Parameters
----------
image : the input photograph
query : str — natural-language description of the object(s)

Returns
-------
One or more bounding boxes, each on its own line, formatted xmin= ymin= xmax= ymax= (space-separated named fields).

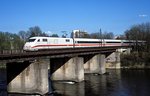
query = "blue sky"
xmin=0 ymin=0 xmax=150 ymax=36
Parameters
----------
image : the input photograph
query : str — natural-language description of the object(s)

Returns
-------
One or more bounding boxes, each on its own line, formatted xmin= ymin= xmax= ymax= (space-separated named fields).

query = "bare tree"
xmin=90 ymin=32 xmax=114 ymax=39
xmin=124 ymin=22 xmax=150 ymax=52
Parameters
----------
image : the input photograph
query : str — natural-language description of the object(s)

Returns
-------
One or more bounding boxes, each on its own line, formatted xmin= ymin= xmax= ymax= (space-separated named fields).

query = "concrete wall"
xmin=99 ymin=54 xmax=106 ymax=74
xmin=84 ymin=54 xmax=106 ymax=74
xmin=7 ymin=59 xmax=49 ymax=95
xmin=106 ymin=48 xmax=131 ymax=69
xmin=50 ymin=57 xmax=84 ymax=82
xmin=105 ymin=51 xmax=121 ymax=69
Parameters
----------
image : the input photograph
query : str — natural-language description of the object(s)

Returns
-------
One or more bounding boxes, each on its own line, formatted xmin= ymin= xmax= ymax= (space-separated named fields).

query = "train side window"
xmin=43 ymin=39 xmax=47 ymax=42
xmin=28 ymin=39 xmax=36 ymax=42
xmin=66 ymin=39 xmax=70 ymax=42
xmin=37 ymin=39 xmax=40 ymax=42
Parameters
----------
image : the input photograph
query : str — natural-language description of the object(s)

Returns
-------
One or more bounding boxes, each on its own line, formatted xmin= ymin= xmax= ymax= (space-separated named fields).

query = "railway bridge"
xmin=0 ymin=46 xmax=131 ymax=95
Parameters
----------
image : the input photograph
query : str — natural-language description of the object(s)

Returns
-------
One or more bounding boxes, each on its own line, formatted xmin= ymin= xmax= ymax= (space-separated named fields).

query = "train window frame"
xmin=28 ymin=39 xmax=36 ymax=42
xmin=43 ymin=39 xmax=48 ymax=42
xmin=77 ymin=41 xmax=102 ymax=43
xmin=75 ymin=41 xmax=78 ymax=43
xmin=37 ymin=39 xmax=40 ymax=42
xmin=66 ymin=39 xmax=70 ymax=42
xmin=105 ymin=41 xmax=121 ymax=43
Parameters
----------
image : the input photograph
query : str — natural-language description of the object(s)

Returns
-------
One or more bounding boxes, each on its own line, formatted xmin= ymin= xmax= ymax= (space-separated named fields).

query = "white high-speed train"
xmin=23 ymin=36 xmax=131 ymax=51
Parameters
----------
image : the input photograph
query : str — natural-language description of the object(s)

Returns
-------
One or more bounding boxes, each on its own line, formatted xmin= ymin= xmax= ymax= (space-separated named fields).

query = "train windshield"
xmin=28 ymin=39 xmax=36 ymax=42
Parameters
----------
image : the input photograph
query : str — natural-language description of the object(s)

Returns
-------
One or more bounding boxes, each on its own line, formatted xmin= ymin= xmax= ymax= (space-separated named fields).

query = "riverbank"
xmin=121 ymin=52 xmax=150 ymax=69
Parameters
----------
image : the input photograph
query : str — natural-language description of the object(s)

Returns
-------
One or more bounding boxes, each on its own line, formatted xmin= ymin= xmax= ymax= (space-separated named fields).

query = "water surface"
xmin=53 ymin=69 xmax=150 ymax=96
xmin=0 ymin=69 xmax=7 ymax=96
xmin=1 ymin=69 xmax=150 ymax=96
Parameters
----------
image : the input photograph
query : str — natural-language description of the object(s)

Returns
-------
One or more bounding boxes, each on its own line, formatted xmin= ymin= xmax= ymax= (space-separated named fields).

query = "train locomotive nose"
xmin=23 ymin=43 xmax=32 ymax=51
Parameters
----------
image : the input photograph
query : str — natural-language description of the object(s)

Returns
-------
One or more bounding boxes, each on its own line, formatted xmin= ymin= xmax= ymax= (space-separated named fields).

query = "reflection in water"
xmin=84 ymin=70 xmax=122 ymax=96
xmin=120 ymin=70 xmax=150 ymax=96
xmin=53 ymin=70 xmax=150 ymax=96
xmin=53 ymin=81 xmax=85 ymax=96
xmin=1 ymin=69 xmax=150 ymax=96
xmin=0 ymin=69 xmax=7 ymax=96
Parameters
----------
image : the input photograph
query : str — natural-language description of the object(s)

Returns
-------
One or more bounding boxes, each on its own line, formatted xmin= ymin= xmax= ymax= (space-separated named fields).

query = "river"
xmin=0 ymin=69 xmax=150 ymax=96
xmin=52 ymin=69 xmax=150 ymax=96
xmin=0 ymin=69 xmax=7 ymax=96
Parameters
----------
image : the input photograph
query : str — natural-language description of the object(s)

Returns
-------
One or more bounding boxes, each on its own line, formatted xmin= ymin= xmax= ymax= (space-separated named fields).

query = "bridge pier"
xmin=125 ymin=48 xmax=131 ymax=54
xmin=50 ymin=57 xmax=84 ymax=82
xmin=106 ymin=51 xmax=121 ymax=69
xmin=83 ymin=54 xmax=106 ymax=74
xmin=7 ymin=59 xmax=49 ymax=95
xmin=106 ymin=48 xmax=131 ymax=69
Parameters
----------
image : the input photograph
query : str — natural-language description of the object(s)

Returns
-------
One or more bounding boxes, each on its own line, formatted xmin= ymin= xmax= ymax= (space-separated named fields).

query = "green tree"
xmin=42 ymin=32 xmax=49 ymax=37
xmin=0 ymin=26 xmax=50 ymax=50
xmin=11 ymin=34 xmax=24 ymax=49
xmin=0 ymin=31 xmax=24 ymax=50
xmin=0 ymin=32 xmax=11 ymax=50
xmin=50 ymin=34 xmax=59 ymax=37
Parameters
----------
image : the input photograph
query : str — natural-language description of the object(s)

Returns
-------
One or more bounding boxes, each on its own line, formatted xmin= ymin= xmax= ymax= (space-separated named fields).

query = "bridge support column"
xmin=126 ymin=48 xmax=131 ymax=54
xmin=50 ymin=57 xmax=84 ymax=82
xmin=84 ymin=54 xmax=106 ymax=74
xmin=7 ymin=59 xmax=49 ymax=95
xmin=106 ymin=51 xmax=121 ymax=69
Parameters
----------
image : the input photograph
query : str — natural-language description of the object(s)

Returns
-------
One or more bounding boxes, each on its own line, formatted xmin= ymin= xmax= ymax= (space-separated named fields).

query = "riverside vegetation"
xmin=120 ymin=22 xmax=150 ymax=69
xmin=0 ymin=22 xmax=150 ymax=69
xmin=121 ymin=52 xmax=150 ymax=69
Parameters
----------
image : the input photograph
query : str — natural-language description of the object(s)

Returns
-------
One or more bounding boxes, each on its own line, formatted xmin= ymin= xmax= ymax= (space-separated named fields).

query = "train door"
xmin=35 ymin=39 xmax=41 ymax=50
xmin=54 ymin=39 xmax=58 ymax=44
xmin=65 ymin=39 xmax=72 ymax=48
xmin=102 ymin=40 xmax=105 ymax=47
xmin=53 ymin=39 xmax=58 ymax=48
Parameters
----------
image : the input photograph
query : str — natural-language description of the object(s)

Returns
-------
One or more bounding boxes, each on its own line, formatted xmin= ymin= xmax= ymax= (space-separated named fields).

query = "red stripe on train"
xmin=31 ymin=43 xmax=124 ymax=48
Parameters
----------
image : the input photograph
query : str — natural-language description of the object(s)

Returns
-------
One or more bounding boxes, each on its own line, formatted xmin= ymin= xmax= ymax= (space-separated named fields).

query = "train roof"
xmin=29 ymin=36 xmax=71 ymax=39
xmin=29 ymin=36 xmax=131 ymax=42
xmin=74 ymin=38 xmax=123 ymax=42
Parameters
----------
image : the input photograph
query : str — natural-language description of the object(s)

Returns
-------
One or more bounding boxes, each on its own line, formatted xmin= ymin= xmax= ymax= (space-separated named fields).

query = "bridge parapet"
xmin=0 ymin=46 xmax=129 ymax=61
xmin=0 ymin=50 xmax=24 ymax=54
